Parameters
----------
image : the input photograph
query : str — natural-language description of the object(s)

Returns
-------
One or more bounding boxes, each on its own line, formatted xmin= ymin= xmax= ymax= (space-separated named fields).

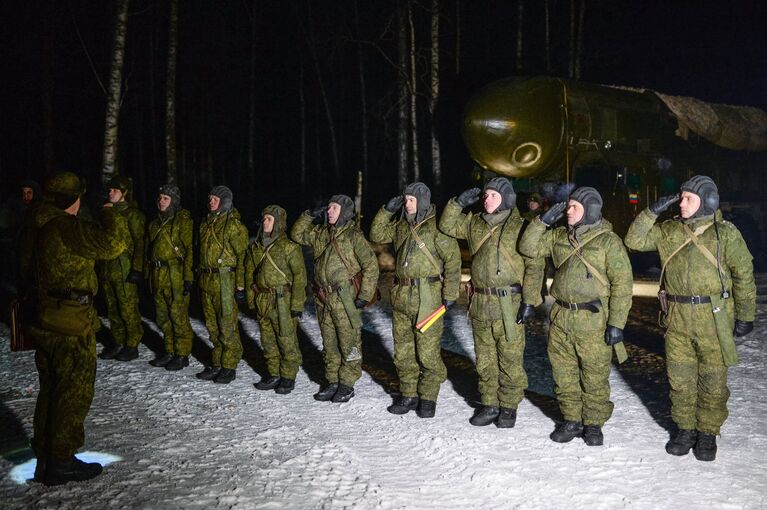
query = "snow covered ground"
xmin=1 ymin=297 xmax=766 ymax=509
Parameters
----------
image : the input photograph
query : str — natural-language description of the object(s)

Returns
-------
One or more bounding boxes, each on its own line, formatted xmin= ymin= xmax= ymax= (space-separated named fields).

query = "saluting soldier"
xmin=439 ymin=178 xmax=545 ymax=428
xmin=291 ymin=194 xmax=379 ymax=403
xmin=98 ymin=175 xmax=146 ymax=362
xmin=625 ymin=175 xmax=755 ymax=461
xmin=246 ymin=205 xmax=307 ymax=395
xmin=520 ymin=187 xmax=632 ymax=446
xmin=146 ymin=184 xmax=195 ymax=371
xmin=196 ymin=185 xmax=249 ymax=384
xmin=370 ymin=182 xmax=460 ymax=418
xmin=28 ymin=171 xmax=128 ymax=484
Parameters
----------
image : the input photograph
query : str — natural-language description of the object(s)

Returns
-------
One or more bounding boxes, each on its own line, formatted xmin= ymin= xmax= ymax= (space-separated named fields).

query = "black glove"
xmin=309 ymin=206 xmax=327 ymax=224
xmin=442 ymin=299 xmax=455 ymax=309
xmin=354 ymin=298 xmax=368 ymax=309
xmin=235 ymin=289 xmax=247 ymax=304
xmin=515 ymin=303 xmax=535 ymax=324
xmin=734 ymin=320 xmax=753 ymax=337
xmin=125 ymin=270 xmax=143 ymax=285
xmin=183 ymin=280 xmax=194 ymax=296
xmin=291 ymin=310 xmax=303 ymax=319
xmin=540 ymin=202 xmax=567 ymax=226
xmin=604 ymin=325 xmax=624 ymax=346
xmin=385 ymin=196 xmax=404 ymax=213
xmin=455 ymin=187 xmax=482 ymax=208
xmin=649 ymin=194 xmax=679 ymax=215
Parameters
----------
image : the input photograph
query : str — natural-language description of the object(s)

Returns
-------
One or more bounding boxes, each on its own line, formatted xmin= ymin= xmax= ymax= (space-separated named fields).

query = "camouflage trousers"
xmin=102 ymin=277 xmax=143 ymax=348
xmin=392 ymin=310 xmax=446 ymax=401
xmin=259 ymin=313 xmax=302 ymax=380
xmin=317 ymin=293 xmax=362 ymax=387
xmin=154 ymin=284 xmax=193 ymax=357
xmin=471 ymin=317 xmax=527 ymax=409
xmin=30 ymin=325 xmax=97 ymax=460
xmin=548 ymin=306 xmax=614 ymax=426
xmin=201 ymin=286 xmax=243 ymax=370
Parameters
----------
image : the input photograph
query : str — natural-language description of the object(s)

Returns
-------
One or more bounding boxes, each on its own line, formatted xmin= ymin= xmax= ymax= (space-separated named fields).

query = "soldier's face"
xmin=528 ymin=200 xmax=540 ymax=211
xmin=404 ymin=195 xmax=417 ymax=215
xmin=327 ymin=202 xmax=342 ymax=225
xmin=208 ymin=195 xmax=221 ymax=212
xmin=567 ymin=200 xmax=584 ymax=225
xmin=262 ymin=214 xmax=275 ymax=234
xmin=680 ymin=191 xmax=701 ymax=219
xmin=22 ymin=187 xmax=34 ymax=205
xmin=108 ymin=188 xmax=124 ymax=203
xmin=483 ymin=189 xmax=502 ymax=213
xmin=158 ymin=194 xmax=172 ymax=212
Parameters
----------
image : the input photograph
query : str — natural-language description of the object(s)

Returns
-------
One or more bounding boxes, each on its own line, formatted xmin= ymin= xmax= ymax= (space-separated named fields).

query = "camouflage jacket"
xmin=198 ymin=208 xmax=248 ymax=289
xmin=625 ymin=208 xmax=755 ymax=322
xmin=439 ymin=199 xmax=545 ymax=307
xmin=146 ymin=209 xmax=194 ymax=283
xmin=291 ymin=212 xmax=379 ymax=302
xmin=16 ymin=202 xmax=63 ymax=291
xmin=520 ymin=217 xmax=633 ymax=329
xmin=370 ymin=205 xmax=461 ymax=301
xmin=101 ymin=201 xmax=145 ymax=278
xmin=244 ymin=232 xmax=307 ymax=313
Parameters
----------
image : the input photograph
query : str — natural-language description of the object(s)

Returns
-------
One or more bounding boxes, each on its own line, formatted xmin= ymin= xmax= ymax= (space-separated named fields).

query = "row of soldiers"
xmin=19 ymin=170 xmax=754 ymax=485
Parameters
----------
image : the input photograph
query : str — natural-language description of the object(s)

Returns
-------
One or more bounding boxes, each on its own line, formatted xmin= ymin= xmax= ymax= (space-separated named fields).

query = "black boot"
xmin=693 ymin=432 xmax=717 ymax=461
xmin=149 ymin=353 xmax=174 ymax=367
xmin=314 ymin=383 xmax=338 ymax=401
xmin=495 ymin=407 xmax=517 ymax=428
xmin=98 ymin=344 xmax=123 ymax=360
xmin=583 ymin=425 xmax=604 ymax=446
xmin=550 ymin=421 xmax=583 ymax=443
xmin=33 ymin=457 xmax=46 ymax=483
xmin=115 ymin=346 xmax=139 ymax=361
xmin=274 ymin=378 xmax=295 ymax=395
xmin=255 ymin=376 xmax=281 ymax=390
xmin=387 ymin=396 xmax=419 ymax=415
xmin=44 ymin=457 xmax=103 ymax=486
xmin=196 ymin=366 xmax=221 ymax=380
xmin=165 ymin=355 xmax=189 ymax=371
xmin=331 ymin=384 xmax=355 ymax=403
xmin=470 ymin=406 xmax=500 ymax=426
xmin=416 ymin=399 xmax=436 ymax=419
xmin=665 ymin=429 xmax=697 ymax=456
xmin=214 ymin=368 xmax=236 ymax=384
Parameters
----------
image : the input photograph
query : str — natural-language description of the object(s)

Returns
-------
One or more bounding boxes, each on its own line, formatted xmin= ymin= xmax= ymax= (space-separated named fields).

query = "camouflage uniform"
xmin=28 ymin=172 xmax=128 ymax=469
xmin=291 ymin=195 xmax=379 ymax=390
xmin=198 ymin=187 xmax=248 ymax=371
xmin=146 ymin=185 xmax=194 ymax=359
xmin=440 ymin=179 xmax=545 ymax=418
xmin=520 ymin=190 xmax=633 ymax=433
xmin=245 ymin=205 xmax=307 ymax=381
xmin=370 ymin=183 xmax=460 ymax=405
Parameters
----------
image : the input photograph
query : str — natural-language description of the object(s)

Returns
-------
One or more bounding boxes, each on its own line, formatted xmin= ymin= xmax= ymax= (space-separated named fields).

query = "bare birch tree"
xmin=430 ymin=0 xmax=442 ymax=188
xmin=165 ymin=0 xmax=178 ymax=184
xmin=408 ymin=0 xmax=420 ymax=182
xmin=101 ymin=0 xmax=130 ymax=185
xmin=397 ymin=0 xmax=409 ymax=191
xmin=354 ymin=1 xmax=369 ymax=188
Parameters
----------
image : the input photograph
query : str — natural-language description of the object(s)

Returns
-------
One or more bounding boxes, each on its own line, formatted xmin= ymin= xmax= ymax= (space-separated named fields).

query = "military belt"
xmin=667 ymin=294 xmax=713 ymax=305
xmin=474 ymin=284 xmax=522 ymax=297
xmin=252 ymin=283 xmax=292 ymax=295
xmin=197 ymin=266 xmax=235 ymax=274
xmin=395 ymin=275 xmax=442 ymax=286
xmin=150 ymin=258 xmax=182 ymax=268
xmin=46 ymin=288 xmax=94 ymax=305
xmin=555 ymin=298 xmax=601 ymax=313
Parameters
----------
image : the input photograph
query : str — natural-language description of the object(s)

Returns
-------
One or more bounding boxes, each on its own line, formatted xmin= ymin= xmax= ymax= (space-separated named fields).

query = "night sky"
xmin=1 ymin=0 xmax=765 ymax=225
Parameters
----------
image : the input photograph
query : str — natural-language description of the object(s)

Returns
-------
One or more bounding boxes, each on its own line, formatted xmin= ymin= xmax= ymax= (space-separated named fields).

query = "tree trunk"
xmin=148 ymin=1 xmax=159 ymax=177
xmin=574 ymin=0 xmax=586 ymax=80
xmin=430 ymin=0 xmax=442 ymax=188
xmin=516 ymin=0 xmax=524 ymax=74
xmin=544 ymin=0 xmax=551 ymax=74
xmin=354 ymin=1 xmax=369 ymax=192
xmin=165 ymin=0 xmax=178 ymax=184
xmin=101 ymin=0 xmax=130 ymax=185
xmin=248 ymin=0 xmax=257 ymax=188
xmin=397 ymin=0 xmax=409 ymax=192
xmin=408 ymin=1 xmax=419 ymax=182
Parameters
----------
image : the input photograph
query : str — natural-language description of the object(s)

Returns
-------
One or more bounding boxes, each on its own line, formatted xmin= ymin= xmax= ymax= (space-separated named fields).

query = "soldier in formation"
xmin=370 ymin=182 xmax=460 ymax=418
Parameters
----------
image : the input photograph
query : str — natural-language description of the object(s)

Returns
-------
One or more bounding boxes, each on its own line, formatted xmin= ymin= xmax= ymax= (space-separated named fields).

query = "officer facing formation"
xmin=625 ymin=175 xmax=755 ymax=461
xmin=146 ymin=184 xmax=195 ymax=371
xmin=370 ymin=182 xmax=461 ymax=418
xmin=28 ymin=172 xmax=128 ymax=485
xmin=440 ymin=178 xmax=545 ymax=428
xmin=292 ymin=194 xmax=379 ymax=403
xmin=196 ymin=185 xmax=249 ymax=384
xmin=520 ymin=187 xmax=633 ymax=446
xmin=98 ymin=176 xmax=146 ymax=362
xmin=246 ymin=205 xmax=307 ymax=395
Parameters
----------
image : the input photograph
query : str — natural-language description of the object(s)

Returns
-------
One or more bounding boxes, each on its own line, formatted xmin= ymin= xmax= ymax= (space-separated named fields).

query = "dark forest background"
xmin=1 ymin=0 xmax=766 ymax=229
